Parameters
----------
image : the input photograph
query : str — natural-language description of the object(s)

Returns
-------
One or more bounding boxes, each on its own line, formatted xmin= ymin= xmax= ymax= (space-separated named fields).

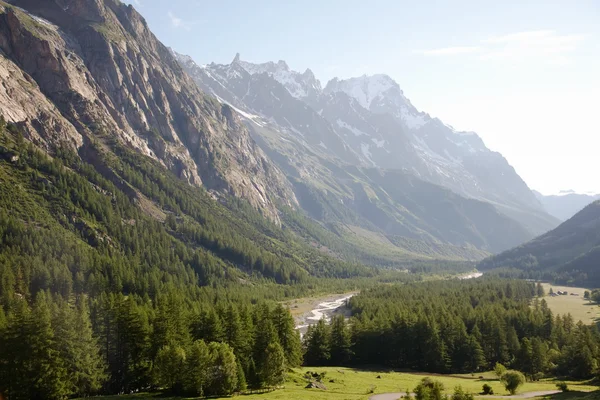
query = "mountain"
xmin=534 ymin=190 xmax=600 ymax=221
xmin=479 ymin=200 xmax=600 ymax=286
xmin=0 ymin=0 xmax=296 ymax=223
xmin=176 ymin=52 xmax=558 ymax=255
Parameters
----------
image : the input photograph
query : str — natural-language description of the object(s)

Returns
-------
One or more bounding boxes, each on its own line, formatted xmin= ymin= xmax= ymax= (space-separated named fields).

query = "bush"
xmin=452 ymin=385 xmax=474 ymax=400
xmin=414 ymin=378 xmax=445 ymax=400
xmin=494 ymin=363 xmax=507 ymax=378
xmin=482 ymin=384 xmax=494 ymax=395
xmin=556 ymin=382 xmax=569 ymax=392
xmin=500 ymin=371 xmax=526 ymax=395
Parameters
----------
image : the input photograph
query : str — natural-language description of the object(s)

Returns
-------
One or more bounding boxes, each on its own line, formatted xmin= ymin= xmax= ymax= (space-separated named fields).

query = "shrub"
xmin=556 ymin=382 xmax=569 ymax=392
xmin=494 ymin=363 xmax=507 ymax=378
xmin=414 ymin=378 xmax=445 ymax=400
xmin=482 ymin=384 xmax=494 ymax=395
xmin=452 ymin=385 xmax=474 ymax=400
xmin=500 ymin=371 xmax=525 ymax=395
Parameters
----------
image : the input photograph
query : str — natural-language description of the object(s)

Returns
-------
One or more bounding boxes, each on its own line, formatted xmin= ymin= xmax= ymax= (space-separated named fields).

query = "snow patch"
xmin=371 ymin=138 xmax=386 ymax=148
xmin=336 ymin=119 xmax=367 ymax=137
xmin=319 ymin=141 xmax=328 ymax=149
xmin=212 ymin=95 xmax=265 ymax=127
xmin=399 ymin=106 xmax=427 ymax=129
xmin=360 ymin=143 xmax=376 ymax=166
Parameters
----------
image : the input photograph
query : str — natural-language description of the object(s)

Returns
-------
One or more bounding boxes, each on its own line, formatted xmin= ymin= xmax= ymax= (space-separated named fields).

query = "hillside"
xmin=478 ymin=200 xmax=600 ymax=285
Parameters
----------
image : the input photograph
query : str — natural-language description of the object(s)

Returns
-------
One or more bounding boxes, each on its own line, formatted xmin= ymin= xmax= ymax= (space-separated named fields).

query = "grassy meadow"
xmin=540 ymin=283 xmax=600 ymax=324
xmin=83 ymin=367 xmax=598 ymax=400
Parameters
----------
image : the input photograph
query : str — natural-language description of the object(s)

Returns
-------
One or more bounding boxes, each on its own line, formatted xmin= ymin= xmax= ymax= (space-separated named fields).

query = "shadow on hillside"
xmin=536 ymin=391 xmax=600 ymax=400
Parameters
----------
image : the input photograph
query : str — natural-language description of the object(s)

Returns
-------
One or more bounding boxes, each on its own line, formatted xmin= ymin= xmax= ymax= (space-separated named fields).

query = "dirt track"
xmin=370 ymin=390 xmax=561 ymax=400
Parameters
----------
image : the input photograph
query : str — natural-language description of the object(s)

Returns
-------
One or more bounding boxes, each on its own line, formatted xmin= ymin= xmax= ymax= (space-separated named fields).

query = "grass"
xmin=540 ymin=283 xmax=599 ymax=324
xmin=82 ymin=367 xmax=598 ymax=400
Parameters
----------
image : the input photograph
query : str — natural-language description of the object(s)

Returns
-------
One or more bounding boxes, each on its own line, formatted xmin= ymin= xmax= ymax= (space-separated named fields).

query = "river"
xmin=295 ymin=293 xmax=355 ymax=337
xmin=295 ymin=271 xmax=483 ymax=336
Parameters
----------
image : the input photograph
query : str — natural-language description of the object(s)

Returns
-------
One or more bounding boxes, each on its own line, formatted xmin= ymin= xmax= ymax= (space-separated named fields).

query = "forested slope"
xmin=478 ymin=201 xmax=600 ymax=285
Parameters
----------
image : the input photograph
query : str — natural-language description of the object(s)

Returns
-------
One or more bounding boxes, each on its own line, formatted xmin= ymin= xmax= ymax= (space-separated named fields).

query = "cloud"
xmin=416 ymin=30 xmax=587 ymax=66
xmin=479 ymin=30 xmax=587 ymax=63
xmin=416 ymin=46 xmax=481 ymax=56
xmin=168 ymin=11 xmax=193 ymax=31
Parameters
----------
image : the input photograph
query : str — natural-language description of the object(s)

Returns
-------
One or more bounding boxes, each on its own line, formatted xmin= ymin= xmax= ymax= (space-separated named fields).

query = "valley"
xmin=0 ymin=1 xmax=598 ymax=400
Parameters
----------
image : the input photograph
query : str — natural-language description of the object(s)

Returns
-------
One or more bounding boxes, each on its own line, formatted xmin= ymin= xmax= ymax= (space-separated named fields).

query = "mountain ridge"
xmin=175 ymin=51 xmax=559 ymax=256
xmin=534 ymin=190 xmax=600 ymax=221
xmin=478 ymin=200 xmax=600 ymax=286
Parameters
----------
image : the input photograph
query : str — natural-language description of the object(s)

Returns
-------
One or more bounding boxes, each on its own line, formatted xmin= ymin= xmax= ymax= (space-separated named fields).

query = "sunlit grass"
xmin=83 ymin=367 xmax=598 ymax=400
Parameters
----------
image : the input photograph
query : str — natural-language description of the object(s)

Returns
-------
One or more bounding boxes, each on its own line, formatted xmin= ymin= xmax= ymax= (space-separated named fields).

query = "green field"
xmin=84 ymin=367 xmax=597 ymax=400
xmin=541 ymin=283 xmax=600 ymax=324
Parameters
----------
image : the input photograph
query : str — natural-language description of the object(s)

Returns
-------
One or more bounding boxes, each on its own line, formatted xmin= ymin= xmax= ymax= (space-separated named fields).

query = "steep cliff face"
xmin=0 ymin=0 xmax=296 ymax=220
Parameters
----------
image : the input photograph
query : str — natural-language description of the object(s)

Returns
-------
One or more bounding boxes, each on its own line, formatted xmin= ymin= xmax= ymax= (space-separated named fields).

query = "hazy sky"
xmin=129 ymin=0 xmax=599 ymax=195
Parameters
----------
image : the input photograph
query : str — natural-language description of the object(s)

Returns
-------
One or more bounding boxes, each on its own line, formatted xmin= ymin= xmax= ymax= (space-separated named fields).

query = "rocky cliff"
xmin=0 ymin=0 xmax=296 ymax=221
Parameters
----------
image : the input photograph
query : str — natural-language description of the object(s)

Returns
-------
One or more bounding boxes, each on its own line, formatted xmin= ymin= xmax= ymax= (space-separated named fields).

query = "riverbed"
xmin=293 ymin=293 xmax=355 ymax=337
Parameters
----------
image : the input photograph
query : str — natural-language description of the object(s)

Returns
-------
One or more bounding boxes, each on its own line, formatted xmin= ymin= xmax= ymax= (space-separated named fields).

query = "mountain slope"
xmin=478 ymin=200 xmax=600 ymax=285
xmin=0 ymin=0 xmax=296 ymax=222
xmin=534 ymin=190 xmax=600 ymax=221
xmin=176 ymin=52 xmax=557 ymax=256
xmin=323 ymin=75 xmax=557 ymax=234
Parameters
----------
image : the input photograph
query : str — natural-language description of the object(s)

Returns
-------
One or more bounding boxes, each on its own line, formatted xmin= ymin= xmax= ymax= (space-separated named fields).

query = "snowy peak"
xmin=236 ymin=56 xmax=322 ymax=100
xmin=324 ymin=74 xmax=429 ymax=130
xmin=325 ymin=74 xmax=400 ymax=110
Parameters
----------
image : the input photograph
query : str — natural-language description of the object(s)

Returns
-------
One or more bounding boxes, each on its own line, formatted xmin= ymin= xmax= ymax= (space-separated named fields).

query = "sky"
xmin=128 ymin=0 xmax=599 ymax=195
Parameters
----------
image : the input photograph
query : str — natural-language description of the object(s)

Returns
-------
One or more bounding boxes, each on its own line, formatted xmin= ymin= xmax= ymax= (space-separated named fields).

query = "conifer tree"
xmin=304 ymin=319 xmax=331 ymax=366
xmin=272 ymin=303 xmax=302 ymax=367
xmin=260 ymin=342 xmax=286 ymax=388
xmin=183 ymin=340 xmax=211 ymax=397
xmin=29 ymin=292 xmax=70 ymax=399
xmin=330 ymin=314 xmax=352 ymax=365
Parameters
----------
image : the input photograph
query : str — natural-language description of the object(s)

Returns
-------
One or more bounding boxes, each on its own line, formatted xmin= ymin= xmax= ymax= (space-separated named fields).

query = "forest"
xmin=304 ymin=279 xmax=600 ymax=380
xmin=0 ymin=114 xmax=464 ymax=399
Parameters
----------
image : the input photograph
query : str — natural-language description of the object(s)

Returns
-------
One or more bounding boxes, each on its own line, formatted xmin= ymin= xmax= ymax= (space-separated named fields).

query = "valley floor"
xmin=540 ymin=283 xmax=599 ymax=324
xmin=85 ymin=367 xmax=598 ymax=400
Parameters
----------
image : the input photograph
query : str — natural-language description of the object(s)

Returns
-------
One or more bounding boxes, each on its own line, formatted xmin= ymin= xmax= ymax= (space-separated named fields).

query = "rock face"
xmin=0 ymin=0 xmax=296 ymax=221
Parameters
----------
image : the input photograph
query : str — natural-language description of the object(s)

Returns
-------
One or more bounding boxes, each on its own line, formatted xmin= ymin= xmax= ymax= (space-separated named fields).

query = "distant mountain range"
xmin=534 ymin=190 xmax=600 ymax=221
xmin=175 ymin=52 xmax=558 ymax=256
xmin=479 ymin=200 xmax=600 ymax=286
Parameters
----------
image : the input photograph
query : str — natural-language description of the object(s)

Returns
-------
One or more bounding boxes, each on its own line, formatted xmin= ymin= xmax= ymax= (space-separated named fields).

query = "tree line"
xmin=0 ymin=288 xmax=302 ymax=399
xmin=304 ymin=278 xmax=600 ymax=380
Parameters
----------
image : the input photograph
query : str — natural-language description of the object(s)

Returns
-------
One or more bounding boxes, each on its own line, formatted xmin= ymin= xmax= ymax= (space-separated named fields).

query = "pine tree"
xmin=260 ymin=342 xmax=286 ymax=388
xmin=53 ymin=297 xmax=107 ymax=396
xmin=183 ymin=340 xmax=211 ymax=397
xmin=303 ymin=319 xmax=331 ymax=366
xmin=206 ymin=342 xmax=238 ymax=396
xmin=153 ymin=345 xmax=186 ymax=392
xmin=29 ymin=292 xmax=70 ymax=399
xmin=329 ymin=314 xmax=352 ymax=365
xmin=272 ymin=304 xmax=302 ymax=367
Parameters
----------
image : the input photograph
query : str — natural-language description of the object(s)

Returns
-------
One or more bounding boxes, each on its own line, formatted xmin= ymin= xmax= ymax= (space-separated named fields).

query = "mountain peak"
xmin=235 ymin=56 xmax=322 ymax=99
xmin=232 ymin=52 xmax=241 ymax=64
xmin=324 ymin=73 xmax=402 ymax=110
